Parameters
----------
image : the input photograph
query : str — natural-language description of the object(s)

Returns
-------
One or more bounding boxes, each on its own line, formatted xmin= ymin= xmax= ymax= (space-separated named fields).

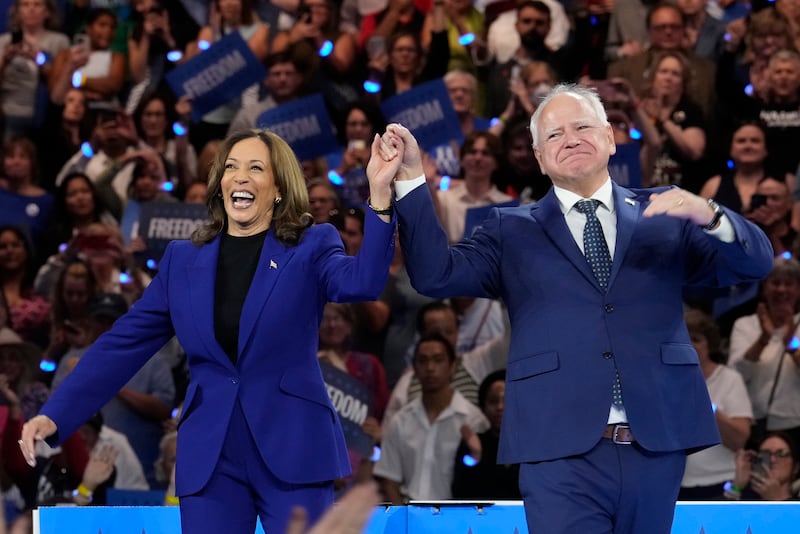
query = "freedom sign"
xmin=256 ymin=94 xmax=339 ymax=161
xmin=380 ymin=79 xmax=464 ymax=176
xmin=165 ymin=32 xmax=266 ymax=120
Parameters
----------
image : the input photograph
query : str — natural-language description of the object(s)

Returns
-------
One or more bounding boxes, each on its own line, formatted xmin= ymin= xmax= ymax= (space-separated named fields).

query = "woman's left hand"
xmin=365 ymin=133 xmax=402 ymax=207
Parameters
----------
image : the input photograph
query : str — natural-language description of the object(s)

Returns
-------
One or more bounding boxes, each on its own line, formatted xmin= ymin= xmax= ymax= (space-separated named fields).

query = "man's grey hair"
xmin=529 ymin=83 xmax=609 ymax=147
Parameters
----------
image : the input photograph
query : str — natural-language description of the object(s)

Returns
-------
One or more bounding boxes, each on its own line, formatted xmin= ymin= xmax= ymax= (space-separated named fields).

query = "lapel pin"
xmin=624 ymin=198 xmax=636 ymax=206
xmin=269 ymin=260 xmax=278 ymax=269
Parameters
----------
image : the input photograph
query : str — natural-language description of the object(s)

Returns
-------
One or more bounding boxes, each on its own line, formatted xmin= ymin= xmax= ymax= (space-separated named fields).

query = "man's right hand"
xmin=20 ymin=415 xmax=58 ymax=467
xmin=382 ymin=124 xmax=424 ymax=181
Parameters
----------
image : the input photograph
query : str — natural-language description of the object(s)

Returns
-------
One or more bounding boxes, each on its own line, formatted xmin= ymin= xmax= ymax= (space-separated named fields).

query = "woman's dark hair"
xmin=192 ymin=129 xmax=313 ymax=246
xmin=3 ymin=136 xmax=40 ymax=185
xmin=684 ymin=308 xmax=725 ymax=364
xmin=336 ymin=100 xmax=386 ymax=146
xmin=86 ymin=7 xmax=117 ymax=27
xmin=50 ymin=259 xmax=97 ymax=327
xmin=53 ymin=172 xmax=106 ymax=244
xmin=414 ymin=332 xmax=457 ymax=363
xmin=478 ymin=369 xmax=506 ymax=409
xmin=0 ymin=225 xmax=37 ymax=293
xmin=215 ymin=0 xmax=256 ymax=26
xmin=132 ymin=90 xmax=178 ymax=141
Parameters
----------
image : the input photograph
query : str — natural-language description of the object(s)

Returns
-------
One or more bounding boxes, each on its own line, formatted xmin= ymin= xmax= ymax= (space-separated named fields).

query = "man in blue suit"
xmin=378 ymin=84 xmax=773 ymax=533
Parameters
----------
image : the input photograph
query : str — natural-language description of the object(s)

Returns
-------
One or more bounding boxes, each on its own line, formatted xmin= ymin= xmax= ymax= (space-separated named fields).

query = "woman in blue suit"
xmin=19 ymin=128 xmax=401 ymax=533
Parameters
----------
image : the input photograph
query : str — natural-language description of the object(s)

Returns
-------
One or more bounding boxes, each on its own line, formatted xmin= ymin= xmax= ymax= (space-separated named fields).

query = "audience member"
xmin=729 ymin=257 xmax=800 ymax=449
xmin=374 ymin=333 xmax=489 ymax=503
xmin=637 ymin=50 xmax=708 ymax=190
xmin=76 ymin=411 xmax=149 ymax=490
xmin=679 ymin=309 xmax=752 ymax=500
xmin=132 ymin=90 xmax=198 ymax=189
xmin=227 ymin=51 xmax=307 ymax=136
xmin=487 ymin=0 xmax=570 ymax=64
xmin=436 ymin=131 xmax=512 ymax=243
xmin=0 ymin=137 xmax=54 ymax=257
xmin=0 ymin=327 xmax=48 ymax=421
xmin=35 ymin=87 xmax=91 ymax=191
xmin=725 ymin=431 xmax=800 ymax=500
xmin=48 ymin=8 xmax=125 ymax=106
xmin=183 ymin=0 xmax=270 ymax=153
xmin=0 ymin=0 xmax=69 ymax=139
xmin=0 ymin=226 xmax=50 ymax=348
xmin=607 ymin=2 xmax=716 ymax=119
xmin=451 ymin=369 xmax=520 ymax=499
xmin=700 ymin=121 xmax=774 ymax=214
xmin=307 ymin=178 xmax=342 ymax=225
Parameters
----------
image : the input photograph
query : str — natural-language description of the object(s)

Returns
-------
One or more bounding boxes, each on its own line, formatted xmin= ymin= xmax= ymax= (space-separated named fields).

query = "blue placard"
xmin=137 ymin=203 xmax=209 ymax=262
xmin=320 ymin=361 xmax=374 ymax=457
xmin=380 ymin=79 xmax=463 ymax=175
xmin=464 ymin=200 xmax=521 ymax=239
xmin=608 ymin=143 xmax=642 ymax=188
xmin=165 ymin=32 xmax=267 ymax=121
xmin=256 ymin=94 xmax=339 ymax=161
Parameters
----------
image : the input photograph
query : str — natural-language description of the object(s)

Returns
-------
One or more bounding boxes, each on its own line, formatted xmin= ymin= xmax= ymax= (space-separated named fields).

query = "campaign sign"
xmin=257 ymin=94 xmax=339 ymax=161
xmin=608 ymin=142 xmax=642 ymax=188
xmin=165 ymin=32 xmax=266 ymax=120
xmin=320 ymin=361 xmax=374 ymax=457
xmin=380 ymin=79 xmax=463 ymax=175
xmin=464 ymin=200 xmax=521 ymax=239
xmin=137 ymin=203 xmax=208 ymax=262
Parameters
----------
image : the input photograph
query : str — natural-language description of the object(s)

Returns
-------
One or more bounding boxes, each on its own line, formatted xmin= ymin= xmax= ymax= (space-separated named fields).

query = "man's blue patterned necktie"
xmin=575 ymin=199 xmax=623 ymax=407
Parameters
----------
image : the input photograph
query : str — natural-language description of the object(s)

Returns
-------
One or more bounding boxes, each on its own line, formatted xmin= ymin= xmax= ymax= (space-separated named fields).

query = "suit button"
xmin=604 ymin=304 xmax=614 ymax=313
xmin=603 ymin=352 xmax=613 ymax=360
xmin=231 ymin=378 xmax=239 ymax=384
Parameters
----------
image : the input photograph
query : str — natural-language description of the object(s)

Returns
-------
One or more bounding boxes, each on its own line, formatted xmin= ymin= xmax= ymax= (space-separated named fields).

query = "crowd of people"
xmin=1 ymin=0 xmax=800 ymax=532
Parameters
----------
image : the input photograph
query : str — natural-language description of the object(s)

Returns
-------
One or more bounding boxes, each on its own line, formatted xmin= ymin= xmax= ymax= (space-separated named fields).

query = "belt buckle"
xmin=612 ymin=424 xmax=633 ymax=445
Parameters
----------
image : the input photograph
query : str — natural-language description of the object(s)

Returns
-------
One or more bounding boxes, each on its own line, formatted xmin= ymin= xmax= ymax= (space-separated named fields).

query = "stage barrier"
xmin=34 ymin=500 xmax=800 ymax=533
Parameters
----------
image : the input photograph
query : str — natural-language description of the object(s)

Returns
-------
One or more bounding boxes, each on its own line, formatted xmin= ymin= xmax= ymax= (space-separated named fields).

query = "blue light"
xmin=363 ymin=80 xmax=381 ymax=93
xmin=71 ymin=71 xmax=84 ymax=88
xmin=440 ymin=175 xmax=451 ymax=191
xmin=58 ymin=242 xmax=68 ymax=252
xmin=161 ymin=181 xmax=175 ymax=192
xmin=370 ymin=445 xmax=381 ymax=462
xmin=35 ymin=51 xmax=47 ymax=66
xmin=119 ymin=272 xmax=132 ymax=284
xmin=727 ymin=159 xmax=734 ymax=169
xmin=490 ymin=117 xmax=500 ymax=127
xmin=711 ymin=403 xmax=717 ymax=414
xmin=172 ymin=122 xmax=187 ymax=136
xmin=39 ymin=360 xmax=56 ymax=372
xmin=318 ymin=40 xmax=333 ymax=57
xmin=590 ymin=16 xmax=597 ymax=26
xmin=629 ymin=128 xmax=642 ymax=140
xmin=781 ymin=251 xmax=793 ymax=260
xmin=458 ymin=33 xmax=475 ymax=46
xmin=146 ymin=259 xmax=157 ymax=270
xmin=171 ymin=408 xmax=180 ymax=418
xmin=167 ymin=49 xmax=183 ymax=62
xmin=198 ymin=39 xmax=210 ymax=51
xmin=744 ymin=84 xmax=754 ymax=96
xmin=462 ymin=454 xmax=478 ymax=467
xmin=724 ymin=32 xmax=731 ymax=42
xmin=789 ymin=336 xmax=800 ymax=350
xmin=327 ymin=170 xmax=343 ymax=185
xmin=81 ymin=142 xmax=94 ymax=158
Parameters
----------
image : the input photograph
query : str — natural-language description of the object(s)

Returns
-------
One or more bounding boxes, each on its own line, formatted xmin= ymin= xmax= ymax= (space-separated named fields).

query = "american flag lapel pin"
xmin=269 ymin=260 xmax=278 ymax=269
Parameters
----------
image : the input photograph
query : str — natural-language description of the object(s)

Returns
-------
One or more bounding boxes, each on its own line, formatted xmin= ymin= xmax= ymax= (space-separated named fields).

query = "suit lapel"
xmin=531 ymin=189 xmax=600 ymax=291
xmin=608 ymin=183 xmax=641 ymax=289
xmin=237 ymin=231 xmax=295 ymax=360
xmin=188 ymin=236 xmax=234 ymax=368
